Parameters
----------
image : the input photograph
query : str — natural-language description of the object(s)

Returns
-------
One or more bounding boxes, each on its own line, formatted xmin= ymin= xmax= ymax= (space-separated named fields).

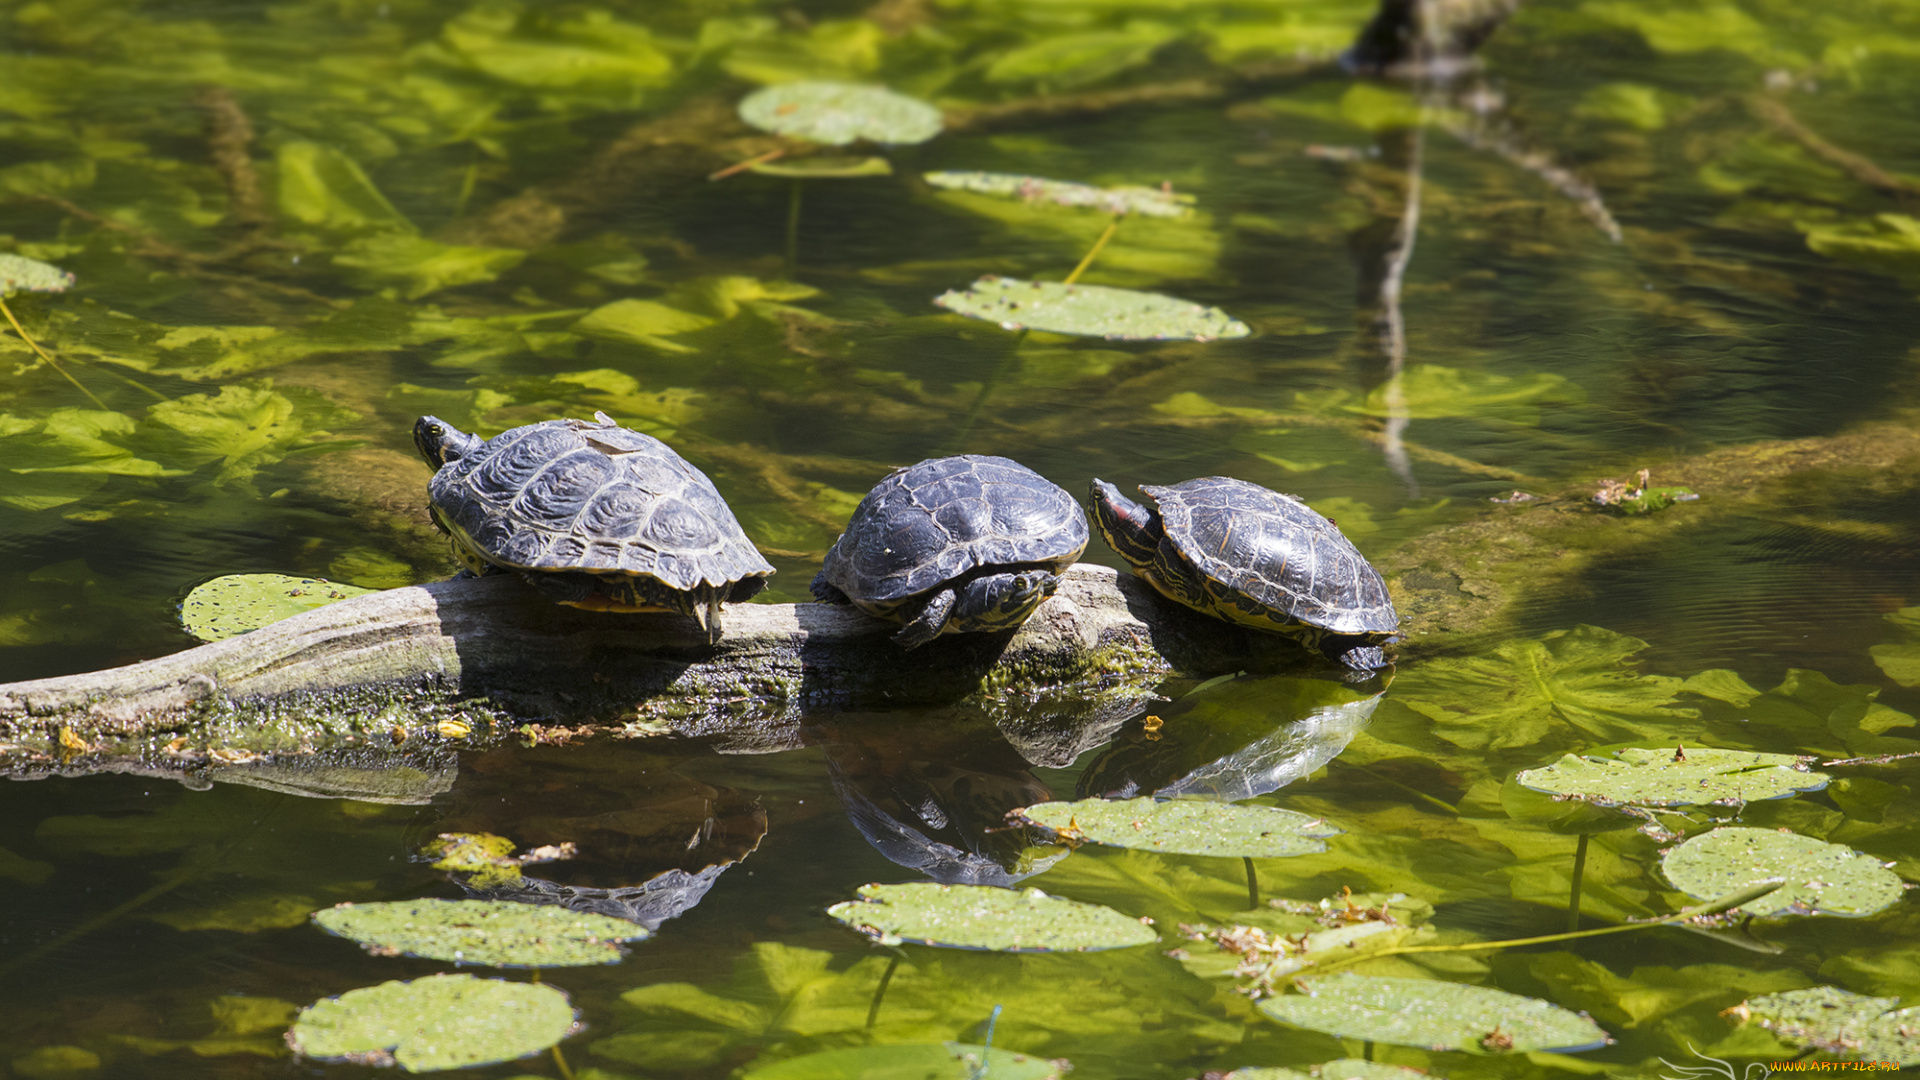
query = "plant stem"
xmin=1244 ymin=857 xmax=1260 ymax=910
xmin=1063 ymin=215 xmax=1122 ymax=285
xmin=867 ymin=952 xmax=902 ymax=1029
xmin=1333 ymin=759 xmax=1458 ymax=815
xmin=1567 ymin=833 xmax=1590 ymax=932
xmin=1308 ymin=879 xmax=1785 ymax=977
xmin=785 ymin=178 xmax=803 ymax=280
xmin=551 ymin=1045 xmax=576 ymax=1080
xmin=940 ymin=330 xmax=1025 ymax=454
xmin=0 ymin=294 xmax=109 ymax=410
xmin=708 ymin=146 xmax=788 ymax=182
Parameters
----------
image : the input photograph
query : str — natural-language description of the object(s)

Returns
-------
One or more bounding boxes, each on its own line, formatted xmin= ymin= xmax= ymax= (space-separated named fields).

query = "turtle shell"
xmin=816 ymin=455 xmax=1088 ymax=607
xmin=428 ymin=416 xmax=774 ymax=591
xmin=1143 ymin=477 xmax=1395 ymax=637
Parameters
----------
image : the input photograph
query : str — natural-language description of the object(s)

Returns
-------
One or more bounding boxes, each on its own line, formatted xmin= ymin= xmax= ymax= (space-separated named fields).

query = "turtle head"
xmin=1088 ymin=479 xmax=1163 ymax=569
xmin=413 ymin=416 xmax=483 ymax=469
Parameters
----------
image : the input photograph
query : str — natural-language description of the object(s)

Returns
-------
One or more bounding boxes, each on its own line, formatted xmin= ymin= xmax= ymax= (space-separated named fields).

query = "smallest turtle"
xmin=813 ymin=455 xmax=1089 ymax=649
xmin=1090 ymin=476 xmax=1398 ymax=670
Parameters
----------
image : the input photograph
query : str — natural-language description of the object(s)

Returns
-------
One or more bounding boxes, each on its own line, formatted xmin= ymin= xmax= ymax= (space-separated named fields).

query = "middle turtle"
xmin=812 ymin=455 xmax=1089 ymax=649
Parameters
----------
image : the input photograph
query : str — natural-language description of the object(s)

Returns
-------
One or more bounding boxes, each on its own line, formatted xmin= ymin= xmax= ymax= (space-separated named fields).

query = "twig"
xmin=0 ymin=295 xmax=109 ymax=409
xmin=1745 ymin=94 xmax=1920 ymax=201
xmin=1441 ymin=99 xmax=1624 ymax=243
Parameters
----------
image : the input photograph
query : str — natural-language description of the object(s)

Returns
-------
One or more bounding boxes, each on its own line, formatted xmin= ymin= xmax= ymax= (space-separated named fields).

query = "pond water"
xmin=4 ymin=0 xmax=1920 ymax=1075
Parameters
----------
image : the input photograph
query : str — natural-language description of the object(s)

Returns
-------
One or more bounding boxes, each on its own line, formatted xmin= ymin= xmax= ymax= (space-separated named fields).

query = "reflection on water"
xmin=4 ymin=0 xmax=1920 ymax=1072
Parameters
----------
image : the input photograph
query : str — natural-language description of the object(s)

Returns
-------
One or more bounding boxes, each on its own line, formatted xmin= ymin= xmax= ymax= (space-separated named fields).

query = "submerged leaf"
xmin=313 ymin=898 xmax=647 ymax=967
xmin=1015 ymin=797 xmax=1339 ymax=858
xmin=923 ymin=171 xmax=1192 ymax=218
xmin=288 ymin=974 xmax=576 ymax=1071
xmin=1258 ymin=974 xmax=1611 ymax=1054
xmin=1388 ymin=625 xmax=1698 ymax=750
xmin=0 ymin=253 xmax=75 ymax=295
xmin=1871 ymin=607 xmax=1920 ymax=688
xmin=741 ymin=1042 xmax=1066 ymax=1080
xmin=276 ymin=141 xmax=410 ymax=232
xmin=1744 ymin=986 xmax=1920 ymax=1065
xmin=1514 ymin=747 xmax=1828 ymax=807
xmin=332 ymin=234 xmax=526 ymax=299
xmin=1661 ymin=827 xmax=1904 ymax=917
xmin=934 ymin=277 xmax=1249 ymax=341
xmin=180 ymin=574 xmax=377 ymax=642
xmin=827 ymin=883 xmax=1157 ymax=952
xmin=738 ymin=81 xmax=941 ymax=146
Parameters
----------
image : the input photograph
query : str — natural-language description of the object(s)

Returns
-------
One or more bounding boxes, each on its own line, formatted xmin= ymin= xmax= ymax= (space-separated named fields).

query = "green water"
xmin=5 ymin=0 xmax=1920 ymax=1074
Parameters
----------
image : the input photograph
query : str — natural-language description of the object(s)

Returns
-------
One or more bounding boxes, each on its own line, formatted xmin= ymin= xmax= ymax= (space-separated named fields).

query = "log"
xmin=0 ymin=564 xmax=1315 ymax=751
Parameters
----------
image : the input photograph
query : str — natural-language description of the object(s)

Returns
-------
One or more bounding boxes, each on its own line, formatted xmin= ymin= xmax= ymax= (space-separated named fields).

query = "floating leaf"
xmin=1015 ymin=798 xmax=1339 ymax=858
xmin=288 ymin=974 xmax=577 ymax=1072
xmin=180 ymin=574 xmax=377 ymax=642
xmin=0 ymin=253 xmax=75 ymax=295
xmin=1258 ymin=974 xmax=1612 ymax=1054
xmin=738 ymin=81 xmax=941 ymax=146
xmin=1662 ymin=827 xmax=1904 ymax=917
xmin=827 ymin=883 xmax=1157 ymax=952
xmin=922 ymin=172 xmax=1192 ymax=218
xmin=741 ymin=1042 xmax=1066 ymax=1080
xmin=1514 ymin=747 xmax=1828 ymax=807
xmin=1743 ymin=986 xmax=1920 ymax=1066
xmin=313 ymin=898 xmax=647 ymax=967
xmin=1174 ymin=893 xmax=1432 ymax=992
xmin=750 ymin=156 xmax=893 ymax=178
xmin=934 ymin=277 xmax=1249 ymax=341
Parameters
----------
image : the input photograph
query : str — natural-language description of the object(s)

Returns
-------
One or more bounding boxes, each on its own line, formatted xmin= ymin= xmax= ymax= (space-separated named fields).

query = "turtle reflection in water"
xmin=1090 ymin=476 xmax=1398 ymax=670
xmin=414 ymin=412 xmax=775 ymax=643
xmin=813 ymin=455 xmax=1089 ymax=648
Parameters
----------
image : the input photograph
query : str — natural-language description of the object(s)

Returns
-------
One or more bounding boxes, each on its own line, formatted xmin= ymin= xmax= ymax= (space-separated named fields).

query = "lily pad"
xmin=288 ymin=973 xmax=577 ymax=1072
xmin=1258 ymin=974 xmax=1612 ymax=1054
xmin=934 ymin=277 xmax=1249 ymax=341
xmin=1743 ymin=986 xmax=1920 ymax=1066
xmin=1661 ymin=827 xmax=1905 ymax=917
xmin=741 ymin=1042 xmax=1066 ymax=1080
xmin=0 ymin=253 xmax=75 ymax=295
xmin=826 ymin=882 xmax=1157 ymax=952
xmin=180 ymin=573 xmax=378 ymax=642
xmin=923 ymin=171 xmax=1193 ymax=218
xmin=751 ymin=156 xmax=893 ymax=179
xmin=1514 ymin=747 xmax=1829 ymax=807
xmin=312 ymin=899 xmax=648 ymax=967
xmin=1015 ymin=797 xmax=1339 ymax=858
xmin=738 ymin=81 xmax=942 ymax=146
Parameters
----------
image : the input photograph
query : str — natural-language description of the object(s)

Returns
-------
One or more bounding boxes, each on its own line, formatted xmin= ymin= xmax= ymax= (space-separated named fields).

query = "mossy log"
xmin=5 ymin=418 xmax=1919 ymax=754
xmin=0 ymin=565 xmax=1309 ymax=746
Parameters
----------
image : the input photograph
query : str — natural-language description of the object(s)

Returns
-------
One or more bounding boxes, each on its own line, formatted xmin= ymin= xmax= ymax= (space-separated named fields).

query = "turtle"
xmin=1088 ymin=476 xmax=1398 ymax=670
xmin=811 ymin=455 xmax=1089 ymax=649
xmin=413 ymin=412 xmax=774 ymax=643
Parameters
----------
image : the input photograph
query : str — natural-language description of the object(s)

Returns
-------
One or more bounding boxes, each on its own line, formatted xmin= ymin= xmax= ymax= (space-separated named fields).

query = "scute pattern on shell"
xmin=428 ymin=418 xmax=774 ymax=591
xmin=819 ymin=455 xmax=1089 ymax=603
xmin=1145 ymin=477 xmax=1396 ymax=636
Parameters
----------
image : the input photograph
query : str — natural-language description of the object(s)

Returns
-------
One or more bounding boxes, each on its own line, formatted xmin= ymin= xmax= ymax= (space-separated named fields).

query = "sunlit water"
xmin=3 ymin=0 xmax=1920 ymax=1075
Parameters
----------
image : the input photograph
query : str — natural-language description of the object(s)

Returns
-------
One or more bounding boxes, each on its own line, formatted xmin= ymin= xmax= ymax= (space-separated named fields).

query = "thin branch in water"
xmin=1440 ymin=88 xmax=1625 ymax=243
xmin=1745 ymin=93 xmax=1920 ymax=201
xmin=0 ymin=295 xmax=108 ymax=410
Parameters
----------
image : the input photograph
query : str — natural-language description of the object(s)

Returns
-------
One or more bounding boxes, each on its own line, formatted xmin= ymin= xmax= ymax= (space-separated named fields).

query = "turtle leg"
xmin=810 ymin=571 xmax=853 ymax=605
xmin=892 ymin=587 xmax=958 ymax=650
xmin=689 ymin=584 xmax=724 ymax=646
xmin=943 ymin=570 xmax=1060 ymax=634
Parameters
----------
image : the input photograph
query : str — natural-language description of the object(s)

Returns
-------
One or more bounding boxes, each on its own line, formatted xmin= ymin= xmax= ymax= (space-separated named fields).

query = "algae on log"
xmin=0 ymin=565 xmax=1307 ymax=745
xmin=1385 ymin=418 xmax=1920 ymax=649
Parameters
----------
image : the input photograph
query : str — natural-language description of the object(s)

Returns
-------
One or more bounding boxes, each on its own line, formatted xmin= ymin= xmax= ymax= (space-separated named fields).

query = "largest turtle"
xmin=813 ymin=455 xmax=1088 ymax=649
xmin=1090 ymin=476 xmax=1397 ymax=670
xmin=414 ymin=412 xmax=774 ymax=642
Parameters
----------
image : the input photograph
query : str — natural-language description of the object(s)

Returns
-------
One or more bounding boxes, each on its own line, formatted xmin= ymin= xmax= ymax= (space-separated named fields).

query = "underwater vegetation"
xmin=3 ymin=0 xmax=1920 ymax=1075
